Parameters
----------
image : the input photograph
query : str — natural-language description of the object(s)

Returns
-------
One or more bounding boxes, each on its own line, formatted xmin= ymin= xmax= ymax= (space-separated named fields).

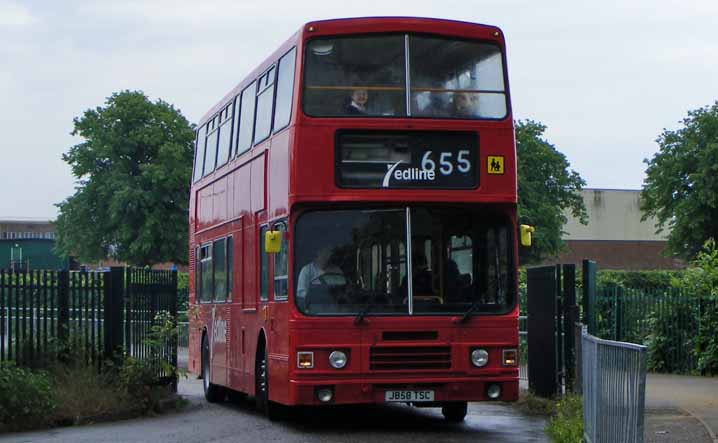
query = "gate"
xmin=526 ymin=263 xmax=582 ymax=397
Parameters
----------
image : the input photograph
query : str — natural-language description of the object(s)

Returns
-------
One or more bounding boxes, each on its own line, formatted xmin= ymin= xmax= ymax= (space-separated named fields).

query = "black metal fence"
xmin=0 ymin=267 xmax=177 ymax=380
xmin=125 ymin=268 xmax=178 ymax=381
xmin=587 ymin=285 xmax=708 ymax=373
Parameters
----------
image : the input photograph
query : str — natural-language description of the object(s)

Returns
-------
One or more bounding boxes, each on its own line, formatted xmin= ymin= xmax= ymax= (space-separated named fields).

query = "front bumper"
xmin=287 ymin=376 xmax=518 ymax=405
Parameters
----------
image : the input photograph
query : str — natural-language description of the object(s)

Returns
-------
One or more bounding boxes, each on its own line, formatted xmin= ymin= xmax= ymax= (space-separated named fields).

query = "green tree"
xmin=641 ymin=101 xmax=718 ymax=259
xmin=55 ymin=91 xmax=194 ymax=266
xmin=516 ymin=120 xmax=587 ymax=264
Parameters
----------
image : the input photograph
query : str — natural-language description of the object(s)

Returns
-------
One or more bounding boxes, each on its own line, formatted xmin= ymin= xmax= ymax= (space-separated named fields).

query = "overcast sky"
xmin=1 ymin=0 xmax=717 ymax=219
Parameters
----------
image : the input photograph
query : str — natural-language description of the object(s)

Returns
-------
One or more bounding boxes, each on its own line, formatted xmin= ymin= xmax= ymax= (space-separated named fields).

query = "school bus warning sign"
xmin=487 ymin=156 xmax=504 ymax=174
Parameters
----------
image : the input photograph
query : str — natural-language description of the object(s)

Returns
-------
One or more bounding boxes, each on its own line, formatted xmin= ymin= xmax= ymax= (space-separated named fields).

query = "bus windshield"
xmin=294 ymin=207 xmax=513 ymax=316
xmin=303 ymin=34 xmax=507 ymax=119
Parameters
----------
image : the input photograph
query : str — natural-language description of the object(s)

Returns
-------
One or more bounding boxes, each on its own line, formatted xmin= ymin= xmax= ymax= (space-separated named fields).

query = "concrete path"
xmin=646 ymin=373 xmax=718 ymax=443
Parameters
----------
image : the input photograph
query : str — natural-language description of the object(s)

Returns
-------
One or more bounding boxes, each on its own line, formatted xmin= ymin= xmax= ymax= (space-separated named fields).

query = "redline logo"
xmin=382 ymin=161 xmax=436 ymax=188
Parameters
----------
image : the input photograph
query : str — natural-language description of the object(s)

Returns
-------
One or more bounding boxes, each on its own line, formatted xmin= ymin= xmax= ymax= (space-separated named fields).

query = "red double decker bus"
xmin=188 ymin=17 xmax=523 ymax=422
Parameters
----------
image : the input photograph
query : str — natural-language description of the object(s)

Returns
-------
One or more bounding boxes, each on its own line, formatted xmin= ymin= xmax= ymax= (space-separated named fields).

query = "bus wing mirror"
xmin=265 ymin=230 xmax=281 ymax=253
xmin=520 ymin=225 xmax=535 ymax=247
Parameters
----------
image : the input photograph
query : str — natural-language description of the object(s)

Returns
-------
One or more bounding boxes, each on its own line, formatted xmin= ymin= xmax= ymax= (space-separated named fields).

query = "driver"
xmin=296 ymin=247 xmax=344 ymax=309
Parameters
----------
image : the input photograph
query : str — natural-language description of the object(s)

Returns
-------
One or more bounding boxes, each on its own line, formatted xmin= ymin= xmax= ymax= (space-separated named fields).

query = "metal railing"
xmin=581 ymin=325 xmax=647 ymax=443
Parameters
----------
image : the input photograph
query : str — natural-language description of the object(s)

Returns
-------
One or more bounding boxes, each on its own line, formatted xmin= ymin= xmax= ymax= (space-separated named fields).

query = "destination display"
xmin=336 ymin=131 xmax=478 ymax=189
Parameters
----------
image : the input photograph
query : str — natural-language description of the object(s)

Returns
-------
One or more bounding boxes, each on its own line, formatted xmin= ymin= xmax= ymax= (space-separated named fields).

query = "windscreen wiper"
xmin=354 ymin=300 xmax=374 ymax=325
xmin=457 ymin=300 xmax=481 ymax=324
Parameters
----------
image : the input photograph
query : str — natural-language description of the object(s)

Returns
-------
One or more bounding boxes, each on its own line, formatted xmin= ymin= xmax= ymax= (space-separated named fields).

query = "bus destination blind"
xmin=336 ymin=131 xmax=478 ymax=189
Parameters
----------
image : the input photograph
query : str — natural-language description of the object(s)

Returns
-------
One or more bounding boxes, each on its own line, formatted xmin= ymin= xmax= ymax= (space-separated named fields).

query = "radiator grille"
xmin=370 ymin=346 xmax=451 ymax=370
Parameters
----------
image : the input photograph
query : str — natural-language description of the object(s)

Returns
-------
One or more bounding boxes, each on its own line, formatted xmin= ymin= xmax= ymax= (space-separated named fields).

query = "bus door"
xmin=209 ymin=237 xmax=231 ymax=387
xmin=268 ymin=221 xmax=290 ymax=402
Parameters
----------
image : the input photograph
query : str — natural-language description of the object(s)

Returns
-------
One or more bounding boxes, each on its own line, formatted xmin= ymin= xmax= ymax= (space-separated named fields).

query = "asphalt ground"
xmin=645 ymin=407 xmax=713 ymax=443
xmin=0 ymin=377 xmax=548 ymax=443
xmin=645 ymin=373 xmax=718 ymax=443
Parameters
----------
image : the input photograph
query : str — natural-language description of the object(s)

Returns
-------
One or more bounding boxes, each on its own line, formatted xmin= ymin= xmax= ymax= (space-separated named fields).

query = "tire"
xmin=255 ymin=341 xmax=283 ymax=421
xmin=442 ymin=402 xmax=468 ymax=422
xmin=202 ymin=334 xmax=225 ymax=403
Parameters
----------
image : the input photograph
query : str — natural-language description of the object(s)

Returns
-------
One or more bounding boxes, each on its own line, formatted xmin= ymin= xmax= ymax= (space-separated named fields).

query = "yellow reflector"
xmin=297 ymin=351 xmax=314 ymax=369
xmin=520 ymin=225 xmax=534 ymax=247
xmin=503 ymin=349 xmax=518 ymax=366
xmin=265 ymin=230 xmax=281 ymax=253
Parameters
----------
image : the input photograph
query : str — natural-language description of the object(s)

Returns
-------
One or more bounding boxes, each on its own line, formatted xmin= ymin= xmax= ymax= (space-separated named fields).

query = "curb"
xmin=680 ymin=407 xmax=718 ymax=443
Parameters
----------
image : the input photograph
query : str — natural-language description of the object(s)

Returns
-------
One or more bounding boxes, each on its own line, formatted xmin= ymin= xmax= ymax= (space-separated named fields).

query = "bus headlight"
xmin=329 ymin=351 xmax=348 ymax=369
xmin=471 ymin=349 xmax=489 ymax=367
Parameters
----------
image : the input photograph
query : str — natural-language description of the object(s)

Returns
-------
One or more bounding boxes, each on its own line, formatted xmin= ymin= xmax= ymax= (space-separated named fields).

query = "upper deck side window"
xmin=216 ymin=102 xmax=235 ymax=168
xmin=192 ymin=46 xmax=298 ymax=182
xmin=254 ymin=66 xmax=277 ymax=144
xmin=237 ymin=81 xmax=257 ymax=155
xmin=303 ymin=34 xmax=507 ymax=120
xmin=192 ymin=126 xmax=205 ymax=183
xmin=273 ymin=48 xmax=297 ymax=133
xmin=203 ymin=117 xmax=219 ymax=176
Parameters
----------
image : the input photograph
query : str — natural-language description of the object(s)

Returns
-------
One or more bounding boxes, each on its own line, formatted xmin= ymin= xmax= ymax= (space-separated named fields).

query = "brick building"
xmin=545 ymin=189 xmax=684 ymax=270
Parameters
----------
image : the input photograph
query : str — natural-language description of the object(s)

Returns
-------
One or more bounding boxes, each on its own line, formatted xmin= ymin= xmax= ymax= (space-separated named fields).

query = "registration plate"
xmin=384 ymin=390 xmax=435 ymax=402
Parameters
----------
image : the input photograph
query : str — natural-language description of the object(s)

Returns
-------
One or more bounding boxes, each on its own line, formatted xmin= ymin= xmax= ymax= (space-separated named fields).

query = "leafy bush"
xmin=597 ymin=270 xmax=679 ymax=291
xmin=674 ymin=239 xmax=718 ymax=374
xmin=0 ymin=362 xmax=56 ymax=431
xmin=545 ymin=394 xmax=583 ymax=443
xmin=177 ymin=271 xmax=188 ymax=290
xmin=644 ymin=302 xmax=696 ymax=373
xmin=118 ymin=356 xmax=167 ymax=413
xmin=118 ymin=311 xmax=182 ymax=412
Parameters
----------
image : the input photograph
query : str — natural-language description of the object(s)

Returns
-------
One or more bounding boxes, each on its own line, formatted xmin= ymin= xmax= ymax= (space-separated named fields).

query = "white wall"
xmin=563 ymin=189 xmax=667 ymax=241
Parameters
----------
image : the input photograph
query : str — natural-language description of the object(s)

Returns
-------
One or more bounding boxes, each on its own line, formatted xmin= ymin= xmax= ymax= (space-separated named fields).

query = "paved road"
xmin=646 ymin=373 xmax=718 ymax=442
xmin=1 ymin=379 xmax=547 ymax=443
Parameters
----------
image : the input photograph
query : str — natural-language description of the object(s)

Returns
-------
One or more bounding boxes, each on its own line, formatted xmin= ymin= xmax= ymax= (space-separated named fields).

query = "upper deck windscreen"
xmin=303 ymin=34 xmax=507 ymax=119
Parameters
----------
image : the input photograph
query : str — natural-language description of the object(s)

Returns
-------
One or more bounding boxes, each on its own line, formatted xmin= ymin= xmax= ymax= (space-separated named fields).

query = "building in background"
xmin=547 ymin=189 xmax=684 ymax=270
xmin=0 ymin=218 xmax=65 ymax=270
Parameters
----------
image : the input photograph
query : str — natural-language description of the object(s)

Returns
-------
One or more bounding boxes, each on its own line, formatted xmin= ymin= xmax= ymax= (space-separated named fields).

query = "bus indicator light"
xmin=297 ymin=351 xmax=314 ymax=369
xmin=502 ymin=349 xmax=518 ymax=366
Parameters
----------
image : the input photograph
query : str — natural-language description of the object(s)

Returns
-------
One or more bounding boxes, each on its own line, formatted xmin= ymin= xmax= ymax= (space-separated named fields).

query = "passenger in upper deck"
xmin=344 ymin=88 xmax=369 ymax=115
xmin=451 ymin=92 xmax=480 ymax=118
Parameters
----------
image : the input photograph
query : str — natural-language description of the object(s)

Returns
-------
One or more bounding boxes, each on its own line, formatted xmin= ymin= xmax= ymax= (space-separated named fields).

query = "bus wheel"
xmin=255 ymin=343 xmax=282 ymax=421
xmin=442 ymin=402 xmax=468 ymax=422
xmin=202 ymin=334 xmax=225 ymax=403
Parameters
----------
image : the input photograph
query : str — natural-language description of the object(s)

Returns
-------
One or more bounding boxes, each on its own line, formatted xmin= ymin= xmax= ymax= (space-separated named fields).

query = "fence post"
xmin=615 ymin=286 xmax=624 ymax=341
xmin=562 ymin=264 xmax=577 ymax=392
xmin=103 ymin=267 xmax=125 ymax=363
xmin=57 ymin=270 xmax=70 ymax=356
xmin=574 ymin=322 xmax=583 ymax=395
xmin=582 ymin=260 xmax=597 ymax=335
